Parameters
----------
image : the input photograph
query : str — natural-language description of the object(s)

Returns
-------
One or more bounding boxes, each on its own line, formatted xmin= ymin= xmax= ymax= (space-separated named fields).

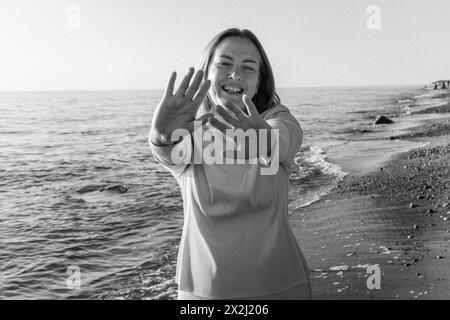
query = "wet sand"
xmin=291 ymin=94 xmax=450 ymax=299
xmin=412 ymin=103 xmax=450 ymax=115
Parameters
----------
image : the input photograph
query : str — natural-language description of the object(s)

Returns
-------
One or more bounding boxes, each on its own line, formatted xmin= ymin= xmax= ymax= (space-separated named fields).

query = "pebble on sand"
xmin=337 ymin=286 xmax=350 ymax=293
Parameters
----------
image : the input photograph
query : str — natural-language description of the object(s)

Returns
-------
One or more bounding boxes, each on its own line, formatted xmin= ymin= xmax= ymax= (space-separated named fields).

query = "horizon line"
xmin=0 ymin=83 xmax=429 ymax=93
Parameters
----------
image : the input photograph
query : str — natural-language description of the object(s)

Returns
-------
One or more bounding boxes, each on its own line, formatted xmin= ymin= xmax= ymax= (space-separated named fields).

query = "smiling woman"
xmin=198 ymin=29 xmax=279 ymax=115
xmin=149 ymin=28 xmax=310 ymax=300
xmin=207 ymin=36 xmax=261 ymax=108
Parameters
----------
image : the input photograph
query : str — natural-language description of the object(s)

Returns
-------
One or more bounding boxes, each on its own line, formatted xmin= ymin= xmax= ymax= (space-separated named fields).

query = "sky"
xmin=0 ymin=0 xmax=449 ymax=91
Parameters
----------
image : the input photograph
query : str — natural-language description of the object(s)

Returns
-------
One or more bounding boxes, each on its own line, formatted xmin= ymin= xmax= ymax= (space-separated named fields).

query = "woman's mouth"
xmin=221 ymin=85 xmax=244 ymax=95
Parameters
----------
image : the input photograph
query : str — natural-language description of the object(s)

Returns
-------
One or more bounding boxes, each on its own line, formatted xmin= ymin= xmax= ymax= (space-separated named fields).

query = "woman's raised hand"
xmin=150 ymin=68 xmax=212 ymax=146
xmin=208 ymin=95 xmax=273 ymax=158
xmin=208 ymin=95 xmax=271 ymax=134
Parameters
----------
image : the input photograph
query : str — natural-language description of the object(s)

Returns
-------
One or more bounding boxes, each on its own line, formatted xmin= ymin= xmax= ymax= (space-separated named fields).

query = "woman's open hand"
xmin=150 ymin=68 xmax=212 ymax=146
xmin=208 ymin=95 xmax=273 ymax=158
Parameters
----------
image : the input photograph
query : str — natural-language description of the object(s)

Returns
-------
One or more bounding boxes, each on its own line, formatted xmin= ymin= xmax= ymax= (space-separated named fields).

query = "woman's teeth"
xmin=222 ymin=85 xmax=243 ymax=94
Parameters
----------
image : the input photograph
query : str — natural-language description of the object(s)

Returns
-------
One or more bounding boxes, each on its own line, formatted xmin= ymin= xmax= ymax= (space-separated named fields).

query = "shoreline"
xmin=291 ymin=91 xmax=450 ymax=299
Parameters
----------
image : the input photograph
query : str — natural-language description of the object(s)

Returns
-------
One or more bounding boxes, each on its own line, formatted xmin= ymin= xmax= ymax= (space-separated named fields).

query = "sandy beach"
xmin=291 ymin=91 xmax=450 ymax=299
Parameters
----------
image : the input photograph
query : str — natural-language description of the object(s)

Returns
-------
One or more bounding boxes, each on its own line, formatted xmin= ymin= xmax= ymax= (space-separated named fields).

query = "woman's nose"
xmin=228 ymin=70 xmax=243 ymax=81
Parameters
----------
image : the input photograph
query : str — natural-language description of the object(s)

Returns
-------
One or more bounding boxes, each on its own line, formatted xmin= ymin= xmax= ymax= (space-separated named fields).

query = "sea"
xmin=0 ymin=85 xmax=446 ymax=299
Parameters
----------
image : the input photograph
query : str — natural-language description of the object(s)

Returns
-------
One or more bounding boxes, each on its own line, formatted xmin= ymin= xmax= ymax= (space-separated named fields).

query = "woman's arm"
xmin=264 ymin=105 xmax=303 ymax=168
xmin=149 ymin=134 xmax=192 ymax=178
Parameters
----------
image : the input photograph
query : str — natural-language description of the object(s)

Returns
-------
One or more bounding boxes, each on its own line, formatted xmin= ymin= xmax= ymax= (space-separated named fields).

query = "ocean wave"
xmin=291 ymin=144 xmax=348 ymax=181
xmin=289 ymin=144 xmax=348 ymax=210
xmin=332 ymin=127 xmax=373 ymax=135
xmin=413 ymin=91 xmax=443 ymax=99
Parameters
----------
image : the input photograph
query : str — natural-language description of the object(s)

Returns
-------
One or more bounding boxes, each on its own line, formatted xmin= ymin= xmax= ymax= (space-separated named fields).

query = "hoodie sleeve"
xmin=148 ymin=133 xmax=192 ymax=179
xmin=263 ymin=105 xmax=303 ymax=168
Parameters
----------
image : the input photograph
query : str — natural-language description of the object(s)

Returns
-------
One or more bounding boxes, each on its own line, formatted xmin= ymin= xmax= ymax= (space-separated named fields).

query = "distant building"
xmin=431 ymin=80 xmax=450 ymax=90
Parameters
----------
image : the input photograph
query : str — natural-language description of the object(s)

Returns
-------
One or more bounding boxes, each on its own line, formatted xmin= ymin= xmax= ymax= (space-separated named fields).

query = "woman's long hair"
xmin=197 ymin=28 xmax=280 ymax=115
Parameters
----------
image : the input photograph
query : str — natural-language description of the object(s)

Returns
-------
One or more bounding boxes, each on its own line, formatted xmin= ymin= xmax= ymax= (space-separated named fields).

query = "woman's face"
xmin=207 ymin=36 xmax=261 ymax=112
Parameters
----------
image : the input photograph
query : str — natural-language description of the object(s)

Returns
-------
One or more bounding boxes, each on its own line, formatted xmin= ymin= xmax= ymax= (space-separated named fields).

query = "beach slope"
xmin=291 ymin=95 xmax=450 ymax=299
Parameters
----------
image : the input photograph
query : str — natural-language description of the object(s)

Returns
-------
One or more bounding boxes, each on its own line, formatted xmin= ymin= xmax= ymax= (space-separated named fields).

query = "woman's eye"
xmin=243 ymin=66 xmax=255 ymax=71
xmin=217 ymin=61 xmax=230 ymax=66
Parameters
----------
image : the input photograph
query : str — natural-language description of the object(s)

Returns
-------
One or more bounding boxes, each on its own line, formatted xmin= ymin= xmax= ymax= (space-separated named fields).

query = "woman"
xmin=149 ymin=28 xmax=311 ymax=300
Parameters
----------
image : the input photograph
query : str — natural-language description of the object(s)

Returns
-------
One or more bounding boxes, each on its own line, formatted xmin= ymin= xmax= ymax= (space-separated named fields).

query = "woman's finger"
xmin=207 ymin=117 xmax=232 ymax=135
xmin=164 ymin=71 xmax=176 ymax=97
xmin=216 ymin=105 xmax=240 ymax=127
xmin=191 ymin=79 xmax=211 ymax=106
xmin=184 ymin=70 xmax=204 ymax=100
xmin=224 ymin=101 xmax=247 ymax=121
xmin=175 ymin=67 xmax=195 ymax=97
xmin=242 ymin=95 xmax=258 ymax=117
xmin=196 ymin=112 xmax=214 ymax=126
